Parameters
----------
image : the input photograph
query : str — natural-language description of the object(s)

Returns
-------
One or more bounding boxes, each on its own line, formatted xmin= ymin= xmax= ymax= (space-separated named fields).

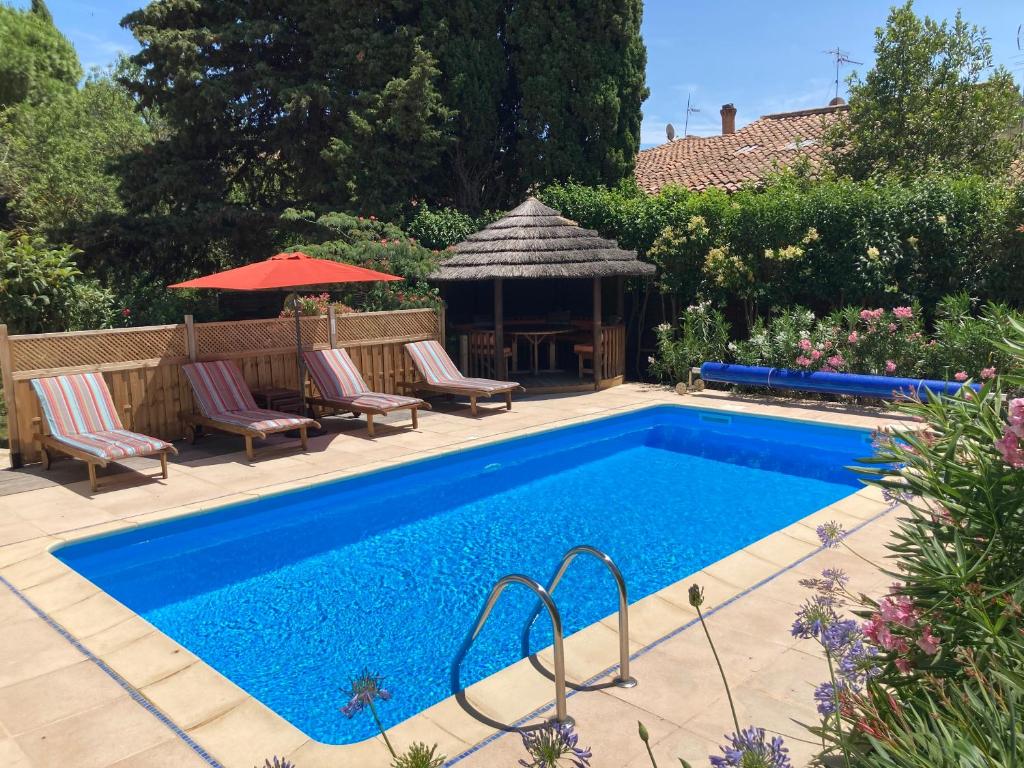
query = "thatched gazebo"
xmin=430 ymin=197 xmax=654 ymax=387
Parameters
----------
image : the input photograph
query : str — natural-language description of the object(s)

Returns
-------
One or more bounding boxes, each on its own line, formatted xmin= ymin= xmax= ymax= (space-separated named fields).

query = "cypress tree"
xmin=507 ymin=0 xmax=648 ymax=194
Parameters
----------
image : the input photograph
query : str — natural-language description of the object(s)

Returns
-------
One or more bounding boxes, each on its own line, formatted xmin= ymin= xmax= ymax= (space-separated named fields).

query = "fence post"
xmin=0 ymin=324 xmax=22 ymax=468
xmin=184 ymin=314 xmax=197 ymax=361
xmin=328 ymin=305 xmax=338 ymax=348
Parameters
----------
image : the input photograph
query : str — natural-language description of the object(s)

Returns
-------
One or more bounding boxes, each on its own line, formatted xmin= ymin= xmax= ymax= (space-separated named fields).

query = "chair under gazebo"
xmin=430 ymin=198 xmax=654 ymax=393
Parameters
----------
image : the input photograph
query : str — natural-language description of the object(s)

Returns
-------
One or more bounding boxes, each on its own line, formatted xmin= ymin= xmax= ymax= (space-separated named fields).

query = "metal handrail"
xmin=451 ymin=574 xmax=572 ymax=725
xmin=523 ymin=545 xmax=637 ymax=688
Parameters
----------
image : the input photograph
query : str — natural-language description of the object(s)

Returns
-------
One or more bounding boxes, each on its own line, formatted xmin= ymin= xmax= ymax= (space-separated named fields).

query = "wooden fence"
xmin=0 ymin=307 xmax=441 ymax=467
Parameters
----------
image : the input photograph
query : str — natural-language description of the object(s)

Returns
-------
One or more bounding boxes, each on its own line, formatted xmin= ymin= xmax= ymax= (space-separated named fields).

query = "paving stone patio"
xmin=0 ymin=385 xmax=910 ymax=768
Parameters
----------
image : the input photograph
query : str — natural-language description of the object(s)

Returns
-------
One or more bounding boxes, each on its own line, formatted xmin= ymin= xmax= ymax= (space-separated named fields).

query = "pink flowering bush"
xmin=810 ymin=325 xmax=1024 ymax=765
xmin=729 ymin=293 xmax=1016 ymax=384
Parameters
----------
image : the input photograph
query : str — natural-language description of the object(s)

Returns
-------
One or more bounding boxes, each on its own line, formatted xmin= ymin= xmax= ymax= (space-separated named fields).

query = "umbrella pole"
xmin=292 ymin=293 xmax=308 ymax=416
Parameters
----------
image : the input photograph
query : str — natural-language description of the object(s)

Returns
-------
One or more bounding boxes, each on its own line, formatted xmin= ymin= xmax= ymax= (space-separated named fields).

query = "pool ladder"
xmin=450 ymin=545 xmax=636 ymax=726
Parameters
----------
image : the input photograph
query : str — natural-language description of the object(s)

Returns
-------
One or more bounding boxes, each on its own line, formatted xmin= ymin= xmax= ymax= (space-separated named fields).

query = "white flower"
xmin=936 ymin=214 xmax=947 ymax=225
xmin=647 ymin=356 xmax=656 ymax=364
xmin=866 ymin=246 xmax=880 ymax=259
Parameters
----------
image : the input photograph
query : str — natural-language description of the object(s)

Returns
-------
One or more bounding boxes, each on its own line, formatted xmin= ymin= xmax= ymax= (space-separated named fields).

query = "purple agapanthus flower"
xmin=838 ymin=640 xmax=881 ymax=687
xmin=821 ymin=618 xmax=860 ymax=654
xmin=814 ymin=681 xmax=844 ymax=716
xmin=816 ymin=521 xmax=845 ymax=549
xmin=791 ymin=595 xmax=839 ymax=641
xmin=340 ymin=669 xmax=392 ymax=718
xmin=519 ymin=722 xmax=592 ymax=768
xmin=709 ymin=727 xmax=791 ymax=768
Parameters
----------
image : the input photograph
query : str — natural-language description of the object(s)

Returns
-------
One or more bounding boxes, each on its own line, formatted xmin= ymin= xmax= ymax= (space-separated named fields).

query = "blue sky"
xmin=22 ymin=1 xmax=1024 ymax=148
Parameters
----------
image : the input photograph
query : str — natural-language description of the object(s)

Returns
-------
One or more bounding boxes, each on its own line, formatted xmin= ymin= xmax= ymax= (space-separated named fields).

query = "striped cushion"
xmin=329 ymin=393 xmax=423 ymax=411
xmin=211 ymin=409 xmax=315 ymax=433
xmin=304 ymin=348 xmax=368 ymax=399
xmin=52 ymin=429 xmax=170 ymax=460
xmin=31 ymin=373 xmax=122 ymax=437
xmin=183 ymin=361 xmax=258 ymax=416
xmin=431 ymin=377 xmax=518 ymax=394
xmin=405 ymin=340 xmax=463 ymax=385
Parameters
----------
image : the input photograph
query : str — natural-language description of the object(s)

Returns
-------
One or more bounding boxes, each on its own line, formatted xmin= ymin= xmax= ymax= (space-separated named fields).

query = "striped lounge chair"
xmin=303 ymin=348 xmax=429 ymax=437
xmin=30 ymin=372 xmax=177 ymax=492
xmin=405 ymin=340 xmax=522 ymax=416
xmin=181 ymin=361 xmax=319 ymax=461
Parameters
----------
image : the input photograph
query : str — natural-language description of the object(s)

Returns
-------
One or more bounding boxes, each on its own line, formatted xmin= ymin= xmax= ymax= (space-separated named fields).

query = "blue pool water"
xmin=56 ymin=405 xmax=870 ymax=744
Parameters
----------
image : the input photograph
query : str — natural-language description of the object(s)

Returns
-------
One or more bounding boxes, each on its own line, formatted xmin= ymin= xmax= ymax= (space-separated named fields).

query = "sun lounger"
xmin=30 ymin=372 xmax=177 ymax=492
xmin=181 ymin=361 xmax=319 ymax=460
xmin=405 ymin=340 xmax=522 ymax=416
xmin=303 ymin=348 xmax=429 ymax=436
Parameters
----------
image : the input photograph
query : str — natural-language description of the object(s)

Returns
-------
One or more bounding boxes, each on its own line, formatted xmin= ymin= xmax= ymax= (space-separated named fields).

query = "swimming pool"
xmin=56 ymin=405 xmax=870 ymax=744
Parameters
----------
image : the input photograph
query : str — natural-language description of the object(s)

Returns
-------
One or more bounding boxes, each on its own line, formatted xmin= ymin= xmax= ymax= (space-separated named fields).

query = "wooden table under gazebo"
xmin=429 ymin=198 xmax=654 ymax=392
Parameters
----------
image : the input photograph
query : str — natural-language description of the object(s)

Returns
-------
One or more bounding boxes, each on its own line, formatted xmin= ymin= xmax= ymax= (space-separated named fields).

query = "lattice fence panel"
xmin=334 ymin=308 xmax=437 ymax=344
xmin=10 ymin=326 xmax=187 ymax=372
xmin=194 ymin=316 xmax=329 ymax=357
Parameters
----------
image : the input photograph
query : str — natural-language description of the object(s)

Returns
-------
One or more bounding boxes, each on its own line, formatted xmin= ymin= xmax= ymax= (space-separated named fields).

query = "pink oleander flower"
xmin=799 ymin=338 xmax=812 ymax=351
xmin=848 ymin=332 xmax=858 ymax=344
xmin=827 ymin=354 xmax=845 ymax=369
xmin=980 ymin=367 xmax=996 ymax=380
xmin=916 ymin=625 xmax=941 ymax=655
xmin=895 ymin=657 xmax=913 ymax=675
xmin=1009 ymin=398 xmax=1024 ymax=427
xmin=811 ymin=349 xmax=822 ymax=360
xmin=893 ymin=306 xmax=913 ymax=319
xmin=824 ymin=340 xmax=833 ymax=350
xmin=885 ymin=360 xmax=897 ymax=374
xmin=888 ymin=323 xmax=898 ymax=332
xmin=879 ymin=596 xmax=917 ymax=628
xmin=795 ymin=356 xmax=812 ymax=367
xmin=860 ymin=308 xmax=884 ymax=322
xmin=954 ymin=371 xmax=968 ymax=382
xmin=996 ymin=429 xmax=1024 ymax=468
xmin=820 ymin=365 xmax=835 ymax=373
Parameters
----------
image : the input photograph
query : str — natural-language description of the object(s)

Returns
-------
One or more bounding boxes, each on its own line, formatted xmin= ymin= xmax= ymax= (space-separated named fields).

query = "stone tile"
xmin=49 ymin=591 xmax=138 ymax=639
xmin=79 ymin=616 xmax=156 ymax=656
xmin=284 ymin=736 xmax=392 ymax=768
xmin=16 ymin=695 xmax=172 ymax=768
xmin=0 ymin=617 xmax=83 ymax=688
xmin=0 ymin=738 xmax=32 ymax=768
xmin=20 ymin=571 xmax=99 ymax=614
xmin=186 ymin=699 xmax=308 ymax=768
xmin=12 ymin=503 xmax=119 ymax=537
xmin=743 ymin=533 xmax=817 ymax=568
xmin=0 ymin=552 xmax=66 ymax=590
xmin=140 ymin=662 xmax=248 ymax=730
xmin=0 ymin=660 xmax=125 ymax=735
xmin=0 ymin=537 xmax=58 ymax=569
xmin=100 ymin=631 xmax=197 ymax=689
xmin=106 ymin=738 xmax=213 ymax=768
xmin=0 ymin=520 xmax=46 ymax=548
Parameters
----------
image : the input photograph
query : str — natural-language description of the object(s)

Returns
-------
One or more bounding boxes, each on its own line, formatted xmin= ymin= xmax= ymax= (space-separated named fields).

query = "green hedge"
xmin=541 ymin=174 xmax=1024 ymax=324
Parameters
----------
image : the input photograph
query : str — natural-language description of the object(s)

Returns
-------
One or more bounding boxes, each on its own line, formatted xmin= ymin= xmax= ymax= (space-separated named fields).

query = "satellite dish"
xmin=666 ymin=123 xmax=676 ymax=141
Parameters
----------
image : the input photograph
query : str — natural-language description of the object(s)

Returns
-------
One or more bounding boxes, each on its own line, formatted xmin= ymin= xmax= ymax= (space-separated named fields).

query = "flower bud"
xmin=638 ymin=721 xmax=650 ymax=743
xmin=688 ymin=584 xmax=704 ymax=609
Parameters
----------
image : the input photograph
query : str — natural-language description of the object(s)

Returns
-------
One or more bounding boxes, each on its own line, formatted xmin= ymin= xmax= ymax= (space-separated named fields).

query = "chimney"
xmin=720 ymin=103 xmax=737 ymax=135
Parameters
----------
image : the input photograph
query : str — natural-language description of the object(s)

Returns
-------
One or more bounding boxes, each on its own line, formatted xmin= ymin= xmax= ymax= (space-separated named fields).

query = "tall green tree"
xmin=423 ymin=0 xmax=512 ymax=211
xmin=507 ymin=0 xmax=648 ymax=193
xmin=0 ymin=0 xmax=81 ymax=108
xmin=0 ymin=64 xmax=153 ymax=235
xmin=828 ymin=1 xmax=1023 ymax=180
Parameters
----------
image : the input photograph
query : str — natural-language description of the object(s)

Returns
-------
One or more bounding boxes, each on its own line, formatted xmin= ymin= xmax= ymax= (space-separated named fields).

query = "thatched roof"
xmin=428 ymin=197 xmax=656 ymax=281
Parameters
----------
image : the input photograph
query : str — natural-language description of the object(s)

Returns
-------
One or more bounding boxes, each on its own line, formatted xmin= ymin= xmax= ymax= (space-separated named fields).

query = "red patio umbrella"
xmin=170 ymin=251 xmax=402 ymax=412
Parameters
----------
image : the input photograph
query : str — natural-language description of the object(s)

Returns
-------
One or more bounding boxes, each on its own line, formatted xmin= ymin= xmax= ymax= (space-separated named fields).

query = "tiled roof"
xmin=634 ymin=104 xmax=848 ymax=194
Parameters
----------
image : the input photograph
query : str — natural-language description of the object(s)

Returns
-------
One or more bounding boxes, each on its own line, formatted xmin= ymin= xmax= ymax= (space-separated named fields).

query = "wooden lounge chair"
xmin=405 ymin=340 xmax=522 ymax=416
xmin=303 ymin=348 xmax=429 ymax=436
xmin=30 ymin=372 xmax=177 ymax=492
xmin=181 ymin=360 xmax=319 ymax=460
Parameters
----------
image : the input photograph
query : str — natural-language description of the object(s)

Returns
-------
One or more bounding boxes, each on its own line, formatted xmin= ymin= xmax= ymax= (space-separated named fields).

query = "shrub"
xmin=649 ymin=302 xmax=730 ymax=384
xmin=404 ymin=203 xmax=499 ymax=250
xmin=541 ymin=175 xmax=1024 ymax=327
xmin=0 ymin=231 xmax=114 ymax=333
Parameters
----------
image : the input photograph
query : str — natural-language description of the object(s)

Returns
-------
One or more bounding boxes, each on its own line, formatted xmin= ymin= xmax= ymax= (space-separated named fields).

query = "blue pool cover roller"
xmin=700 ymin=362 xmax=979 ymax=401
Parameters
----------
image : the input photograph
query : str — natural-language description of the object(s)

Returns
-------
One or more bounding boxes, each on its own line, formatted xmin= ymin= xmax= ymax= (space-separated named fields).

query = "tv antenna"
xmin=824 ymin=46 xmax=862 ymax=100
xmin=683 ymin=92 xmax=701 ymax=137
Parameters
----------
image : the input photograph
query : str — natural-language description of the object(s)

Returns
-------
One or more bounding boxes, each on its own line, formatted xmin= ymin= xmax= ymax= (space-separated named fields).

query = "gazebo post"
xmin=592 ymin=277 xmax=603 ymax=389
xmin=494 ymin=278 xmax=506 ymax=379
xmin=616 ymin=277 xmax=625 ymax=319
